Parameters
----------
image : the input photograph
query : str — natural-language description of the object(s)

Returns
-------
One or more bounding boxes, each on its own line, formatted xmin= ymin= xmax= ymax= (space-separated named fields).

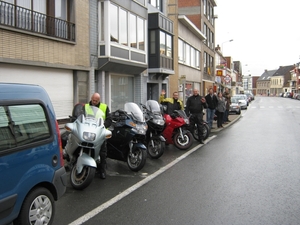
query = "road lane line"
xmin=69 ymin=135 xmax=217 ymax=225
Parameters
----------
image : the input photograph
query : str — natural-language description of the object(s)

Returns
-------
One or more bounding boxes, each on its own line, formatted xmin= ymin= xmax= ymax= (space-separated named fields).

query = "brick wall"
xmin=178 ymin=0 xmax=201 ymax=7
xmin=0 ymin=0 xmax=90 ymax=69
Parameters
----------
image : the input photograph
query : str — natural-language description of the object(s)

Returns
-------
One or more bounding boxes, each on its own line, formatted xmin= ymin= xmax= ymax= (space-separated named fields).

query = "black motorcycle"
xmin=107 ymin=102 xmax=148 ymax=172
xmin=140 ymin=100 xmax=166 ymax=159
xmin=189 ymin=111 xmax=210 ymax=141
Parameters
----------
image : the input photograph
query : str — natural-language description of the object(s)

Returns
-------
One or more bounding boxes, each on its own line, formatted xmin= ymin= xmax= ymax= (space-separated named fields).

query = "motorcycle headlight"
xmin=83 ymin=132 xmax=96 ymax=141
xmin=153 ymin=119 xmax=165 ymax=126
xmin=133 ymin=124 xmax=148 ymax=135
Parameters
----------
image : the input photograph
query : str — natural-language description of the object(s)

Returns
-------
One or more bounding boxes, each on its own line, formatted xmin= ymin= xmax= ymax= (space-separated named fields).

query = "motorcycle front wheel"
xmin=127 ymin=147 xmax=147 ymax=172
xmin=70 ymin=163 xmax=96 ymax=190
xmin=193 ymin=123 xmax=210 ymax=141
xmin=173 ymin=130 xmax=193 ymax=150
xmin=147 ymin=137 xmax=165 ymax=159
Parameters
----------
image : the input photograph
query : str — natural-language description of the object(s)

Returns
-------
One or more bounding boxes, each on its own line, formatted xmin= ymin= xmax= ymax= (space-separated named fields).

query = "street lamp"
xmin=221 ymin=39 xmax=233 ymax=53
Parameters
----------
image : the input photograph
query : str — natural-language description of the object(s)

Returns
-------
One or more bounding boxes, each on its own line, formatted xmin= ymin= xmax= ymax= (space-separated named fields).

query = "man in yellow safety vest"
xmin=84 ymin=93 xmax=112 ymax=179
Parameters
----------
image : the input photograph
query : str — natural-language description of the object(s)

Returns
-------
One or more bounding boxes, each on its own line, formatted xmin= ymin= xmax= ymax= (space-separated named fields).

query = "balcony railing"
xmin=0 ymin=1 xmax=75 ymax=41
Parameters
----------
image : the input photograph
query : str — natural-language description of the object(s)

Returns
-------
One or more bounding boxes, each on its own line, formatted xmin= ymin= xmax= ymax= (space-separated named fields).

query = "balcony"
xmin=0 ymin=1 xmax=75 ymax=41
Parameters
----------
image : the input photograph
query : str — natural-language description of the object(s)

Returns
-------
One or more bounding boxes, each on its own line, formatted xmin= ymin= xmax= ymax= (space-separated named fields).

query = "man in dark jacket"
xmin=185 ymin=89 xmax=207 ymax=144
xmin=205 ymin=88 xmax=218 ymax=129
xmin=83 ymin=93 xmax=112 ymax=179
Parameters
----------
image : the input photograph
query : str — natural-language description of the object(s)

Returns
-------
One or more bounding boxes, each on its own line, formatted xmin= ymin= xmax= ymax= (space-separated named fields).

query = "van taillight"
xmin=55 ymin=120 xmax=64 ymax=167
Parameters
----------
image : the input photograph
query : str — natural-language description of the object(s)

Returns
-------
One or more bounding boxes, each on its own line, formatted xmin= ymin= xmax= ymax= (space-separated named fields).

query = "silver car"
xmin=230 ymin=97 xmax=241 ymax=114
xmin=232 ymin=95 xmax=248 ymax=109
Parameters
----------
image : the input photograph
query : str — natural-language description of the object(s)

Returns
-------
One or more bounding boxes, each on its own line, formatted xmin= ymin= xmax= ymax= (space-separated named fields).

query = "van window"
xmin=0 ymin=104 xmax=51 ymax=151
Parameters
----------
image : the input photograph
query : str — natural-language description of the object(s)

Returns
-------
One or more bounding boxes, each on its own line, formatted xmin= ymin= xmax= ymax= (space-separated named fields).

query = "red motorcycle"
xmin=162 ymin=109 xmax=193 ymax=150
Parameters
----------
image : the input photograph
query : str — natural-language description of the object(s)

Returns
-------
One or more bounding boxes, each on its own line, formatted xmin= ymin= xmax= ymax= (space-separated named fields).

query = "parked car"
xmin=0 ymin=83 xmax=67 ymax=225
xmin=244 ymin=93 xmax=252 ymax=103
xmin=229 ymin=97 xmax=241 ymax=114
xmin=248 ymin=92 xmax=255 ymax=100
xmin=231 ymin=95 xmax=248 ymax=109
xmin=283 ymin=92 xmax=291 ymax=98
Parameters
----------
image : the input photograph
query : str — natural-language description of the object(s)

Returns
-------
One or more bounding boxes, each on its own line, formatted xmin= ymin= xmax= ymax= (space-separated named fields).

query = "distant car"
xmin=229 ymin=97 xmax=241 ymax=114
xmin=244 ymin=93 xmax=252 ymax=103
xmin=0 ymin=83 xmax=67 ymax=225
xmin=248 ymin=93 xmax=255 ymax=100
xmin=232 ymin=95 xmax=248 ymax=109
xmin=234 ymin=94 xmax=249 ymax=107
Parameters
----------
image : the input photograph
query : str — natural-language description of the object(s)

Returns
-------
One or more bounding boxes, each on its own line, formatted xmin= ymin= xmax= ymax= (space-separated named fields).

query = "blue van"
xmin=0 ymin=83 xmax=67 ymax=225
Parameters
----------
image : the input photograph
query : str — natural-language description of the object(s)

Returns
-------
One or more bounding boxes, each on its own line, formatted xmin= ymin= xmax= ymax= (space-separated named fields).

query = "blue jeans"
xmin=206 ymin=108 xmax=215 ymax=128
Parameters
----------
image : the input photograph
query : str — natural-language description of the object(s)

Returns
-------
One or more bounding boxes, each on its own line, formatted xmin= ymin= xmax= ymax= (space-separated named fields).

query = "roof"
xmin=257 ymin=69 xmax=277 ymax=81
xmin=273 ymin=65 xmax=294 ymax=76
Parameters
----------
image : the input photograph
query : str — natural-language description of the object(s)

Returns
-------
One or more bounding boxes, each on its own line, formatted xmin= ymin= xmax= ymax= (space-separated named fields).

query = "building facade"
xmin=0 ymin=0 xmax=89 ymax=119
xmin=177 ymin=0 xmax=217 ymax=97
xmin=270 ymin=65 xmax=294 ymax=96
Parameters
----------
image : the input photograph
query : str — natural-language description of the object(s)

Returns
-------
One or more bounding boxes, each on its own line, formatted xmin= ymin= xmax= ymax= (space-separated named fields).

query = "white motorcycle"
xmin=63 ymin=105 xmax=112 ymax=190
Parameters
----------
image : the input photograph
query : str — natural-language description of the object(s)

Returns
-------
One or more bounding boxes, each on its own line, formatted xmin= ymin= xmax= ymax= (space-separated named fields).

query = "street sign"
xmin=224 ymin=75 xmax=231 ymax=83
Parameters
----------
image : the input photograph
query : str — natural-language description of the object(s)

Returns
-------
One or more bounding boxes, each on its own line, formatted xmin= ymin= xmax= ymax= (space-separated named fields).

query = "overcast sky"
xmin=215 ymin=0 xmax=300 ymax=77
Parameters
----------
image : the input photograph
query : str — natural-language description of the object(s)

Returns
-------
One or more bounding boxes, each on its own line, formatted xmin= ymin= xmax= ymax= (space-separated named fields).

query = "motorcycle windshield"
xmin=124 ymin=102 xmax=145 ymax=122
xmin=84 ymin=105 xmax=105 ymax=120
xmin=175 ymin=110 xmax=188 ymax=118
xmin=145 ymin=100 xmax=161 ymax=113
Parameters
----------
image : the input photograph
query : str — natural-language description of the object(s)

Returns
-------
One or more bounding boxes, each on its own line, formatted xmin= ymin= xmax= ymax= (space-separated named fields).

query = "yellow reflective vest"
xmin=85 ymin=103 xmax=107 ymax=119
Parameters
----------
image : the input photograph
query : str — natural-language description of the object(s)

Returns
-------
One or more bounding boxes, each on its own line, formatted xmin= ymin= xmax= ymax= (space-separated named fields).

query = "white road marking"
xmin=69 ymin=135 xmax=217 ymax=225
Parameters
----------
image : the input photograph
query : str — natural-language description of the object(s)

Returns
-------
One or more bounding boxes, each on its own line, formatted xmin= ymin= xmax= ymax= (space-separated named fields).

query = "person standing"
xmin=84 ymin=93 xmax=112 ymax=179
xmin=159 ymin=89 xmax=184 ymax=115
xmin=223 ymin=87 xmax=231 ymax=124
xmin=185 ymin=89 xmax=207 ymax=144
xmin=216 ymin=92 xmax=226 ymax=128
xmin=205 ymin=88 xmax=218 ymax=129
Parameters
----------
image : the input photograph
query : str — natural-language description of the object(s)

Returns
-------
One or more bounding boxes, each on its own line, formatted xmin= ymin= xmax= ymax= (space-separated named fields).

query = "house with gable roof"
xmin=257 ymin=69 xmax=277 ymax=96
xmin=270 ymin=65 xmax=294 ymax=96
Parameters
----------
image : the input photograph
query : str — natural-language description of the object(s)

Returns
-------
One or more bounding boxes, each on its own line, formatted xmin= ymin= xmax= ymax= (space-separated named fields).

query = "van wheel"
xmin=14 ymin=187 xmax=55 ymax=225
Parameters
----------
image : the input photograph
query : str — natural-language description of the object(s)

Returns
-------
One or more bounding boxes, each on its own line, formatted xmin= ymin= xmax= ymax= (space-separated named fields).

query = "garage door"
xmin=0 ymin=63 xmax=73 ymax=119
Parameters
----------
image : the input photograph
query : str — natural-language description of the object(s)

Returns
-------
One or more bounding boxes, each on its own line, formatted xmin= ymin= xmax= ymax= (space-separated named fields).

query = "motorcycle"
xmin=189 ymin=110 xmax=210 ymax=141
xmin=63 ymin=105 xmax=112 ymax=190
xmin=189 ymin=116 xmax=210 ymax=141
xmin=162 ymin=108 xmax=193 ymax=150
xmin=107 ymin=102 xmax=148 ymax=171
xmin=140 ymin=100 xmax=166 ymax=159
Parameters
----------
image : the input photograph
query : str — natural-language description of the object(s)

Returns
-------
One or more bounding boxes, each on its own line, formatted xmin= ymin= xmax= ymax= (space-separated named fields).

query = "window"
xmin=0 ymin=104 xmax=51 ymax=151
xmin=119 ymin=9 xmax=128 ymax=46
xmin=149 ymin=0 xmax=162 ymax=11
xmin=178 ymin=38 xmax=200 ymax=69
xmin=111 ymin=75 xmax=134 ymax=112
xmin=137 ymin=17 xmax=144 ymax=50
xmin=150 ymin=30 xmax=155 ymax=54
xmin=159 ymin=31 xmax=165 ymax=55
xmin=110 ymin=4 xmax=118 ymax=43
xmin=160 ymin=31 xmax=172 ymax=57
xmin=130 ymin=14 xmax=137 ymax=48
xmin=203 ymin=0 xmax=207 ymax=15
xmin=178 ymin=39 xmax=184 ymax=62
xmin=0 ymin=0 xmax=75 ymax=41
xmin=109 ymin=4 xmax=145 ymax=51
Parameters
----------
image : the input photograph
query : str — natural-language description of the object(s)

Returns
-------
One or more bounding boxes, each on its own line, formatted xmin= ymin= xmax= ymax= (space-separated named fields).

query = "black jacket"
xmin=205 ymin=93 xmax=218 ymax=110
xmin=185 ymin=94 xmax=207 ymax=116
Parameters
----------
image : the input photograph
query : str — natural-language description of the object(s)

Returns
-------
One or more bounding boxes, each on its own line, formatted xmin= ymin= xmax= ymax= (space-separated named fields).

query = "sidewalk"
xmin=209 ymin=113 xmax=241 ymax=133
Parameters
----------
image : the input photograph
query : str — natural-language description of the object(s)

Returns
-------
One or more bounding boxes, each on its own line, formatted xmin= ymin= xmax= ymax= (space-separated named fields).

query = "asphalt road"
xmin=54 ymin=96 xmax=300 ymax=225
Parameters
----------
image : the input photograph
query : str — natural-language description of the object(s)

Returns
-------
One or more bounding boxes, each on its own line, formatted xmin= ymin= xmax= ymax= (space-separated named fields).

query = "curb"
xmin=210 ymin=113 xmax=241 ymax=133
